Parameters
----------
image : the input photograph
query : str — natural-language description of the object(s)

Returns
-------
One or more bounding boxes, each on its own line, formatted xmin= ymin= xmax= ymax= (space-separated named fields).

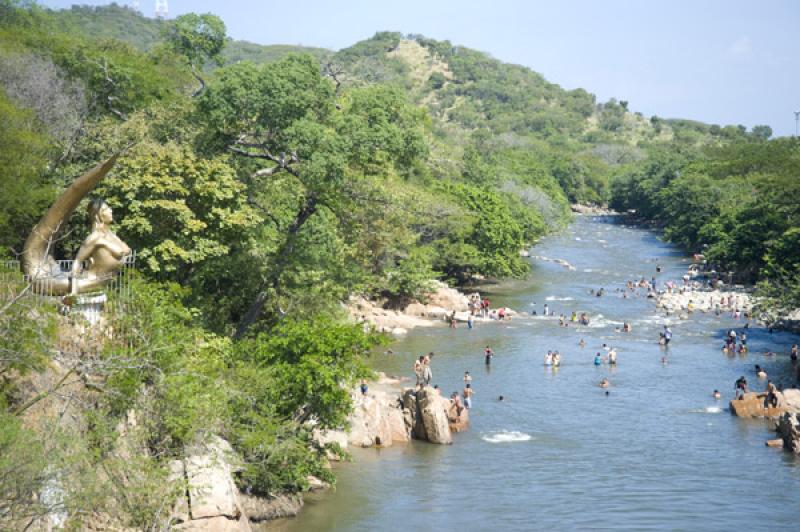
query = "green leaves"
xmin=166 ymin=13 xmax=226 ymax=68
xmin=98 ymin=141 xmax=260 ymax=279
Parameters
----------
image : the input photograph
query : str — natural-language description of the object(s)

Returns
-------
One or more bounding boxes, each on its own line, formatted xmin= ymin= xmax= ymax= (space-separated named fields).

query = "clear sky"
xmin=39 ymin=0 xmax=800 ymax=136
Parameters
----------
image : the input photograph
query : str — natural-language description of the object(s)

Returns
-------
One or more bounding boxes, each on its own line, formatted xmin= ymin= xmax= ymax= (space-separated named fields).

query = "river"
xmin=273 ymin=215 xmax=800 ymax=531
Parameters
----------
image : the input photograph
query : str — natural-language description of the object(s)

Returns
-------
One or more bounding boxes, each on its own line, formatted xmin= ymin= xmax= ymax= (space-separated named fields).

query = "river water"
xmin=276 ymin=215 xmax=800 ymax=531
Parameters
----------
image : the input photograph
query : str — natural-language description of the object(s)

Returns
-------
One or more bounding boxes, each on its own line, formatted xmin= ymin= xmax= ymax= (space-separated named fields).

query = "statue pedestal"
xmin=71 ymin=292 xmax=107 ymax=325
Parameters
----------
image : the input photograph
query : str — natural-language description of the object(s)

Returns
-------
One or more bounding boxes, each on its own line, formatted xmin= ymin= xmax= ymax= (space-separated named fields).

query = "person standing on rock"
xmin=414 ymin=356 xmax=424 ymax=388
xmin=423 ymin=355 xmax=433 ymax=386
xmin=765 ymin=380 xmax=779 ymax=408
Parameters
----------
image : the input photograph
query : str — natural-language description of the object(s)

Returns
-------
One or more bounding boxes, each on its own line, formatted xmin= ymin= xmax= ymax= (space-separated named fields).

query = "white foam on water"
xmin=689 ymin=406 xmax=723 ymax=414
xmin=583 ymin=268 xmax=594 ymax=273
xmin=575 ymin=237 xmax=582 ymax=241
xmin=545 ymin=296 xmax=574 ymax=301
xmin=482 ymin=431 xmax=533 ymax=443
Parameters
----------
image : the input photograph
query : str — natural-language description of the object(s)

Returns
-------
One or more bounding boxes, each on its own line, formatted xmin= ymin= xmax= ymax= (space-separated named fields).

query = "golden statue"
xmin=22 ymin=154 xmax=131 ymax=296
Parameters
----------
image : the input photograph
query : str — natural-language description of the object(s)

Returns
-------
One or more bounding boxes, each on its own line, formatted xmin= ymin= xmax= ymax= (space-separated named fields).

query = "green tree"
xmin=97 ymin=142 xmax=260 ymax=281
xmin=165 ymin=13 xmax=226 ymax=96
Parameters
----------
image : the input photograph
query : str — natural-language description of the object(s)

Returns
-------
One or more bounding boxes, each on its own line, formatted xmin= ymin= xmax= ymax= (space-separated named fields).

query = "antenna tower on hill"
xmin=155 ymin=0 xmax=168 ymax=19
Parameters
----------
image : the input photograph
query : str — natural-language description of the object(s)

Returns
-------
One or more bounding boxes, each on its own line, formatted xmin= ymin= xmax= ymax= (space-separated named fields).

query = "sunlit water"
xmin=270 ymin=215 xmax=800 ymax=531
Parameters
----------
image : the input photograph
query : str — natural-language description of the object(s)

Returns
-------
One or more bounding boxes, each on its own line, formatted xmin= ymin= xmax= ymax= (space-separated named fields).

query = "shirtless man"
xmin=463 ymin=383 xmax=474 ymax=409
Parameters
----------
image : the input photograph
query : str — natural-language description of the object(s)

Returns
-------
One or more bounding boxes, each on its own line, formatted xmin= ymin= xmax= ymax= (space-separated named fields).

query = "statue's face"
xmin=99 ymin=203 xmax=113 ymax=224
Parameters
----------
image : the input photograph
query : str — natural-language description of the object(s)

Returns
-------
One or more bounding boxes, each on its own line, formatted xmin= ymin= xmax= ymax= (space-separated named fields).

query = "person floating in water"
xmin=755 ymin=365 xmax=767 ymax=379
xmin=713 ymin=389 xmax=721 ymax=399
xmin=599 ymin=378 xmax=610 ymax=388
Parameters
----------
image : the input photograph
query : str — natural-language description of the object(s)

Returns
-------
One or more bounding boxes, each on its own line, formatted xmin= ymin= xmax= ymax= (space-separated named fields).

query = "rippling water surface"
xmin=271 ymin=216 xmax=800 ymax=532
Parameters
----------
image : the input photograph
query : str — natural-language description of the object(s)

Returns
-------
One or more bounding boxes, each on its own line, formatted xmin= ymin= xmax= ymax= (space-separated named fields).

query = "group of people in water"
xmin=394 ymin=257 xmax=800 ymax=426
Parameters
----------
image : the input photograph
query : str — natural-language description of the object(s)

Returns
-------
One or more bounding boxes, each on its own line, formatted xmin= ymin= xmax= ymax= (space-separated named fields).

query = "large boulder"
xmin=777 ymin=412 xmax=800 ymax=454
xmin=387 ymin=406 xmax=410 ymax=443
xmin=174 ymin=436 xmax=251 ymax=531
xmin=781 ymin=388 xmax=800 ymax=413
xmin=416 ymin=387 xmax=452 ymax=445
xmin=347 ymin=389 xmax=409 ymax=447
xmin=729 ymin=392 xmax=786 ymax=419
xmin=425 ymin=281 xmax=469 ymax=312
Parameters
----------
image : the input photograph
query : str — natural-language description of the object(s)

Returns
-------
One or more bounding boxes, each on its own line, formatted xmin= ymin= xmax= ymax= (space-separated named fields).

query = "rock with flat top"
xmin=729 ymin=392 xmax=786 ymax=419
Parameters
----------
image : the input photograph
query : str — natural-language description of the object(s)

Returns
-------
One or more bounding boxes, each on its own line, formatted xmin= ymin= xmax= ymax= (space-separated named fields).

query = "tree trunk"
xmin=233 ymin=195 xmax=318 ymax=339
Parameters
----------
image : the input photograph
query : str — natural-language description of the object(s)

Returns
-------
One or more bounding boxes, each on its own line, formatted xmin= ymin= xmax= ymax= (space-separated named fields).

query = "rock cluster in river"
xmin=317 ymin=375 xmax=469 ymax=450
xmin=656 ymin=288 xmax=753 ymax=317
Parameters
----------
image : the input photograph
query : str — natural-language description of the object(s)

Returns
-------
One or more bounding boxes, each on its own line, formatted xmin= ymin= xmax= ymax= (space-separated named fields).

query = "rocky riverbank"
xmin=571 ymin=203 xmax=618 ymax=216
xmin=169 ymin=372 xmax=470 ymax=530
xmin=655 ymin=287 xmax=754 ymax=318
xmin=347 ymin=280 xmax=517 ymax=336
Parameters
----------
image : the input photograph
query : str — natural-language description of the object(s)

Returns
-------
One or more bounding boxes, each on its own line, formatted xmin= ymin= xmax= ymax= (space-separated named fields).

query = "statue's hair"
xmin=87 ymin=198 xmax=107 ymax=222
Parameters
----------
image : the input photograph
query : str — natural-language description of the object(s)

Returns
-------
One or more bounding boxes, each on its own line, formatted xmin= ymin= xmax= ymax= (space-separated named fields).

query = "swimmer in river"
xmin=713 ymin=389 xmax=721 ymax=399
xmin=484 ymin=345 xmax=494 ymax=365
xmin=608 ymin=348 xmax=617 ymax=365
xmin=579 ymin=338 xmax=586 ymax=348
xmin=544 ymin=351 xmax=553 ymax=366
xmin=755 ymin=365 xmax=767 ymax=379
xmin=594 ymin=352 xmax=603 ymax=366
xmin=552 ymin=351 xmax=561 ymax=367
xmin=600 ymin=378 xmax=609 ymax=388
xmin=498 ymin=395 xmax=505 ymax=401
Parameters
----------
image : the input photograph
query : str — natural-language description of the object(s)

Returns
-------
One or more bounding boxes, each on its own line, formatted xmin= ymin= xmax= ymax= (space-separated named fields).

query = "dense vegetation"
xmin=610 ymin=138 xmax=800 ymax=316
xmin=0 ymin=1 xmax=795 ymax=528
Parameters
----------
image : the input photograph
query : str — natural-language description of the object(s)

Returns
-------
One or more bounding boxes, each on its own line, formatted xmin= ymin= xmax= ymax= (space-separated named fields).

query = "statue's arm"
xmin=71 ymin=234 xmax=100 ymax=278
